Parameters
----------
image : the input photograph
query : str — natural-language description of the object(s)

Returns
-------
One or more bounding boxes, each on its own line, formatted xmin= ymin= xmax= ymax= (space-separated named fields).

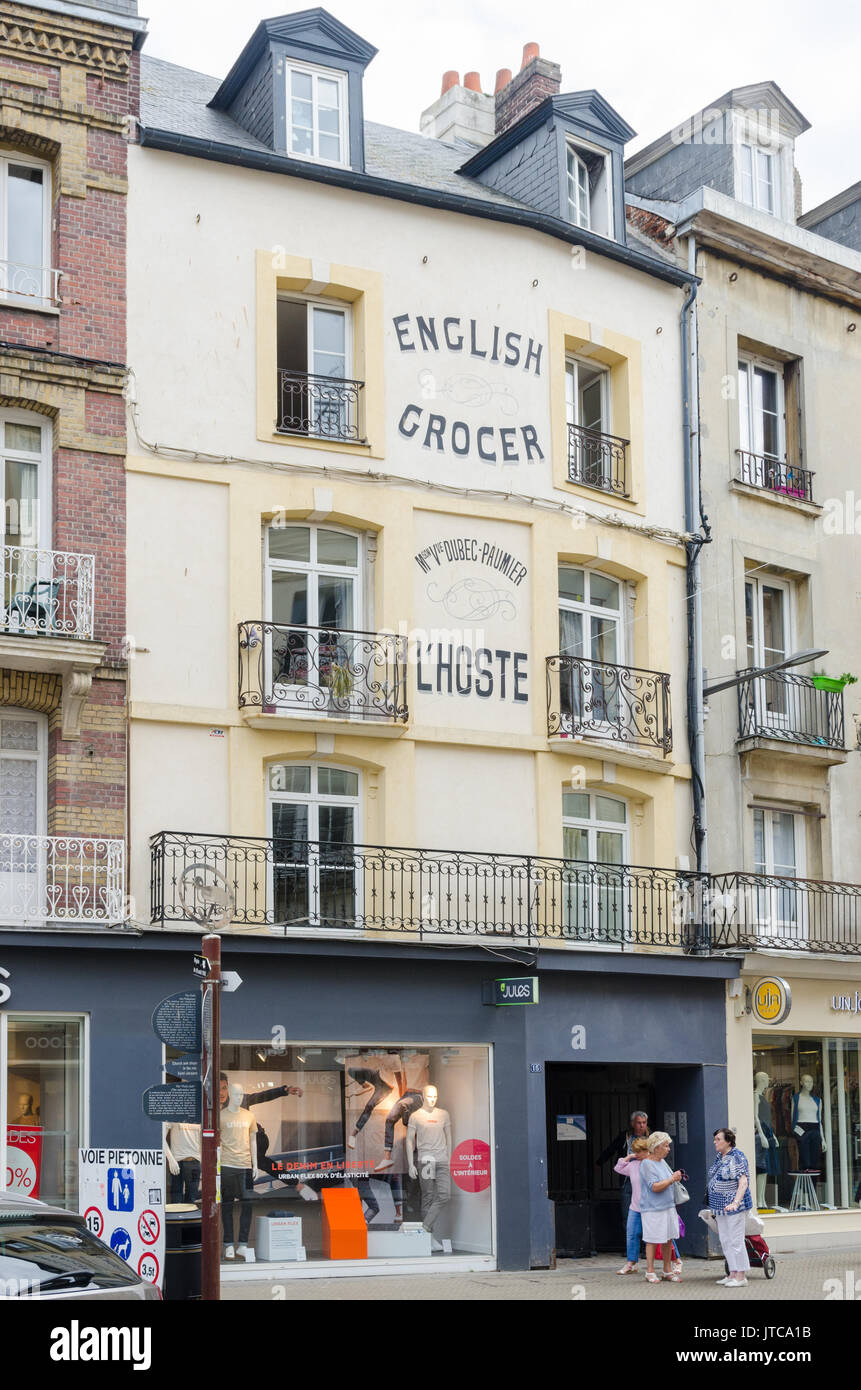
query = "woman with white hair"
xmin=638 ymin=1131 xmax=684 ymax=1283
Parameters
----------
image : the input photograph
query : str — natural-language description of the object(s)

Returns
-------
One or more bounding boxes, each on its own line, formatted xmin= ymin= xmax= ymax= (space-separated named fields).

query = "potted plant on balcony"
xmin=811 ymin=671 xmax=857 ymax=693
xmin=327 ymin=660 xmax=354 ymax=713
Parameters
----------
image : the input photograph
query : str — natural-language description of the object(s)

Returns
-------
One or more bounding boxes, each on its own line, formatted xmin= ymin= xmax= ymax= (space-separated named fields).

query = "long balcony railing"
xmin=150 ymin=831 xmax=708 ymax=951
xmin=710 ymin=872 xmax=861 ymax=955
xmin=736 ymin=450 xmax=815 ymax=504
xmin=1 ymin=546 xmax=95 ymax=640
xmin=276 ymin=369 xmax=365 ymax=443
xmin=567 ymin=422 xmax=629 ymax=497
xmin=547 ymin=655 xmax=672 ymax=754
xmin=736 ymin=670 xmax=844 ymax=749
xmin=0 ymin=260 xmax=62 ymax=306
xmin=238 ymin=621 xmax=408 ymax=721
xmin=0 ymin=835 xmax=125 ymax=926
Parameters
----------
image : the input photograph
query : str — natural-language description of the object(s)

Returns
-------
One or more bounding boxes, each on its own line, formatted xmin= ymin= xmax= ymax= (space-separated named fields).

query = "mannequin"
xmin=164 ymin=1122 xmax=202 ymax=1203
xmin=406 ymin=1084 xmax=452 ymax=1250
xmin=13 ymin=1093 xmax=39 ymax=1125
xmin=753 ymin=1072 xmax=779 ymax=1207
xmin=221 ymin=1082 xmax=260 ymax=1260
xmin=793 ymin=1075 xmax=826 ymax=1171
xmin=345 ymin=1065 xmax=398 ymax=1149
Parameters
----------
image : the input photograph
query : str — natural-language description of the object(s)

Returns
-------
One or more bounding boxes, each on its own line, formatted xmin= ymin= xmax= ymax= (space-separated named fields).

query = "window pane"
xmin=317 ymin=78 xmax=340 ymax=110
xmin=317 ymin=767 xmax=359 ymax=798
xmin=8 ymin=165 xmax=44 ymax=269
xmin=588 ymin=573 xmax=620 ymax=609
xmin=0 ymin=756 xmax=37 ymax=832
xmin=271 ymin=571 xmax=307 ymax=627
xmin=4 ymin=459 xmax=39 ymax=545
xmin=558 ymin=607 xmax=584 ymax=656
xmin=269 ymin=765 xmax=311 ymax=795
xmin=562 ymin=791 xmax=589 ymax=820
xmin=563 ymin=825 xmax=588 ymax=860
xmin=756 ymin=149 xmax=774 ymax=212
xmin=317 ymin=104 xmax=340 ymax=135
xmin=317 ymin=574 xmax=353 ymax=629
xmin=269 ymin=526 xmax=310 ymax=563
xmin=5 ymin=421 xmax=42 ymax=454
xmin=590 ymin=614 xmax=617 ymax=665
xmin=1 ymin=717 xmax=38 ymax=750
xmin=595 ymin=830 xmax=624 ymax=863
xmin=761 ymin=585 xmax=786 ymax=663
xmin=771 ymin=813 xmax=796 ymax=876
xmin=317 ymin=529 xmax=357 ymax=568
xmin=753 ymin=808 xmax=766 ymax=872
xmin=291 ymin=123 xmax=313 ymax=157
xmin=272 ymin=800 xmax=309 ymax=841
xmin=312 ymin=308 xmax=346 ymax=356
xmin=745 ymin=580 xmax=756 ymax=666
xmin=318 ymin=133 xmax=341 ymax=163
xmin=740 ymin=145 xmax=754 ymax=205
xmin=7 ymin=1018 xmax=81 ymax=1209
xmin=558 ymin=567 xmax=585 ymax=603
xmin=738 ymin=362 xmax=752 ymax=451
xmin=595 ymin=796 xmax=626 ymax=824
xmin=291 ymin=71 xmax=312 ymax=99
xmin=580 ymin=378 xmax=603 ymax=433
xmin=318 ymin=804 xmax=354 ymax=846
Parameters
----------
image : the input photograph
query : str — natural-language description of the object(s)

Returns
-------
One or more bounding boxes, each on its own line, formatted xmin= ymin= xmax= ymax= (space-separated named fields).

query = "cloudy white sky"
xmin=140 ymin=0 xmax=860 ymax=212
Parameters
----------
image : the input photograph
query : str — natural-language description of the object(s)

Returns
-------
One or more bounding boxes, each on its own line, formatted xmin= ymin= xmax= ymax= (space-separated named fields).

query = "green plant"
xmin=839 ymin=673 xmax=858 ymax=686
xmin=328 ymin=662 xmax=354 ymax=700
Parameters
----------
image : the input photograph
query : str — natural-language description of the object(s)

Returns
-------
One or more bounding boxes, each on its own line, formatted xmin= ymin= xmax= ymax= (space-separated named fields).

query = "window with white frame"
xmin=558 ymin=566 xmax=624 ymax=729
xmin=738 ymin=356 xmax=784 ymax=463
xmin=739 ymin=142 xmax=777 ymax=214
xmin=561 ymin=790 xmax=628 ymax=942
xmin=0 ymin=154 xmax=51 ymax=301
xmin=566 ymin=139 xmax=613 ymax=238
xmin=0 ymin=710 xmax=46 ymax=925
xmin=1 ymin=413 xmax=55 ymax=636
xmin=277 ymin=296 xmax=358 ymax=440
xmin=287 ymin=61 xmax=348 ymax=166
xmin=752 ymin=806 xmax=805 ymax=935
xmin=745 ymin=572 xmax=793 ymax=723
xmin=268 ymin=762 xmax=361 ymax=930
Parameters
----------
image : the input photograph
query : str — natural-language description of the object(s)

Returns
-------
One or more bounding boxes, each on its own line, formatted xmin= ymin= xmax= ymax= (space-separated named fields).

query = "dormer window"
xmin=565 ymin=138 xmax=613 ymax=239
xmin=567 ymin=148 xmax=590 ymax=229
xmin=287 ymin=60 xmax=348 ymax=167
xmin=740 ymin=142 xmax=776 ymax=214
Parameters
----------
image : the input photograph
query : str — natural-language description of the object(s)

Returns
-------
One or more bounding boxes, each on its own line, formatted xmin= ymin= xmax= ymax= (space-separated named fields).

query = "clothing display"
xmin=407 ymin=1105 xmax=452 ymax=1163
xmin=384 ymin=1090 xmax=424 ymax=1150
xmin=166 ymin=1122 xmax=201 ymax=1163
xmin=754 ymin=1095 xmax=780 ymax=1177
xmin=348 ymin=1068 xmax=394 ymax=1133
xmin=796 ymin=1123 xmax=822 ymax=1171
xmin=221 ymin=1106 xmax=258 ymax=1168
xmin=222 ymin=1166 xmax=253 ymax=1245
xmin=792 ymin=1091 xmax=822 ymax=1129
xmin=170 ymin=1157 xmax=201 ymax=1204
xmin=419 ymin=1166 xmax=452 ymax=1234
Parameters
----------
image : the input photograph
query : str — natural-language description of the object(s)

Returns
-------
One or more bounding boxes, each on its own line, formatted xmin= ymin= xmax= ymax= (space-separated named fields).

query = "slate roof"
xmin=140 ymin=55 xmax=528 ymax=209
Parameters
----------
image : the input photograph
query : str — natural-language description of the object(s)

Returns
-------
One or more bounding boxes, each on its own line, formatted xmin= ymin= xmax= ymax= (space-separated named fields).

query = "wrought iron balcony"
xmin=567 ymin=422 xmax=629 ymax=497
xmin=546 ymin=655 xmax=672 ymax=754
xmin=0 ymin=260 xmax=62 ymax=306
xmin=736 ymin=450 xmax=814 ymax=504
xmin=710 ymin=872 xmax=861 ymax=955
xmin=736 ymin=670 xmax=844 ymax=749
xmin=0 ymin=834 xmax=125 ymax=926
xmin=150 ymin=831 xmax=708 ymax=951
xmin=1 ymin=546 xmax=95 ymax=640
xmin=276 ymin=369 xmax=365 ymax=443
xmin=238 ymin=621 xmax=408 ymax=722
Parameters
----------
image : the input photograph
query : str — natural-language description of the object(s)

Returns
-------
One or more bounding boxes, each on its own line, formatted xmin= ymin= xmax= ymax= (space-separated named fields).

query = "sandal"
xmin=644 ymin=1271 xmax=661 ymax=1283
xmin=662 ymin=1272 xmax=682 ymax=1282
xmin=616 ymin=1262 xmax=638 ymax=1275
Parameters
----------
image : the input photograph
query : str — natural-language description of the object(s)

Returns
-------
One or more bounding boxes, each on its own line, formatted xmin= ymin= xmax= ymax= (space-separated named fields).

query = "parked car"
xmin=0 ymin=1192 xmax=160 ymax=1300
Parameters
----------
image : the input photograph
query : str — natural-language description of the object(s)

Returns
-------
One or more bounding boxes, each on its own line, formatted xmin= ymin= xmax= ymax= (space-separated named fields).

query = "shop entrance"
xmin=546 ymin=1063 xmax=704 ymax=1258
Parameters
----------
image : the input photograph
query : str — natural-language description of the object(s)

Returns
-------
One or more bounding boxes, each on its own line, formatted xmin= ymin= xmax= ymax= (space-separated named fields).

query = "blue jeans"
xmin=626 ymin=1209 xmax=643 ymax=1263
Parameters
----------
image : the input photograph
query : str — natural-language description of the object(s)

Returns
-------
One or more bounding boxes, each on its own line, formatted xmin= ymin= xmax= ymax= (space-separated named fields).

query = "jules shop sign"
xmin=393 ymin=312 xmax=547 ymax=467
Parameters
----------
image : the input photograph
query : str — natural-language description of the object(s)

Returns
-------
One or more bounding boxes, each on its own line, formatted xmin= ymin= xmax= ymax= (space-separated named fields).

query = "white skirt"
xmin=642 ymin=1207 xmax=680 ymax=1244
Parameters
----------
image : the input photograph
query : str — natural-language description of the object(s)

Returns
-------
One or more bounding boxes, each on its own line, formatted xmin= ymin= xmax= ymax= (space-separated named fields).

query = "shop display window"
xmin=3 ymin=1015 xmax=84 ymax=1210
xmin=164 ymin=1041 xmax=494 ymax=1266
xmin=752 ymin=1033 xmax=861 ymax=1213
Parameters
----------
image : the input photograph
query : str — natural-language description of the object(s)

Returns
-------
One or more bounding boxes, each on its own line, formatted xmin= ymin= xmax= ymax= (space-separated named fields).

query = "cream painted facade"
xmin=125 ymin=145 xmax=696 ymax=939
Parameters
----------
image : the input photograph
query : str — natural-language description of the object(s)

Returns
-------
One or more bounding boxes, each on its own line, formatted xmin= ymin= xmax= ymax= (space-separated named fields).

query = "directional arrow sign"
xmin=151 ymin=991 xmax=201 ymax=1052
xmin=222 ymin=971 xmax=243 ymax=994
xmin=163 ymin=1052 xmax=202 ymax=1083
xmin=142 ymin=1082 xmax=202 ymax=1124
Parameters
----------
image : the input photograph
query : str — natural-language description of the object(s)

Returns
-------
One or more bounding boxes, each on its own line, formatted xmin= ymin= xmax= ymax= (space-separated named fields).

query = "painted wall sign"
xmin=751 ymin=976 xmax=792 ymax=1025
xmin=830 ymin=989 xmax=861 ymax=1016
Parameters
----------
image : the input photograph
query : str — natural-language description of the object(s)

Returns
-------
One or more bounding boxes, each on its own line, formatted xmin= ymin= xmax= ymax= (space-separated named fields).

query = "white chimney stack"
xmin=420 ymin=69 xmax=495 ymax=148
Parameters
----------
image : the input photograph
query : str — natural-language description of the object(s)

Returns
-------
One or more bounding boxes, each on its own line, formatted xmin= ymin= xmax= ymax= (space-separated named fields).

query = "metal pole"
xmin=200 ymin=932 xmax=221 ymax=1300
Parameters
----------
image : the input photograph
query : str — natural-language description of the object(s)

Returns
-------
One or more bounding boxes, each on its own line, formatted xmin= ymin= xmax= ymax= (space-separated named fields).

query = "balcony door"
xmin=1 ymin=414 xmax=51 ymax=633
xmin=265 ymin=523 xmax=361 ymax=713
xmin=565 ymin=358 xmax=609 ymax=489
xmin=558 ymin=567 xmax=623 ymax=734
xmin=738 ymin=357 xmax=784 ymax=485
xmin=561 ymin=792 xmax=628 ymax=945
xmin=277 ymin=297 xmax=352 ymax=439
xmin=0 ymin=710 xmax=46 ymax=924
xmin=752 ymin=807 xmax=806 ymax=942
xmin=745 ymin=575 xmax=792 ymax=731
xmin=268 ymin=763 xmax=361 ymax=933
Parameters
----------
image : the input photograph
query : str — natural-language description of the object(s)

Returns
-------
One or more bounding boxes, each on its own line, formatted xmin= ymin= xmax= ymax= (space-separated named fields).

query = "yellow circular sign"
xmin=751 ymin=977 xmax=791 ymax=1025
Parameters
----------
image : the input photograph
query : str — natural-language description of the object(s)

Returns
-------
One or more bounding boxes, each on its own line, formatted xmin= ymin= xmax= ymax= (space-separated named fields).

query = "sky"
xmin=139 ymin=0 xmax=861 ymax=212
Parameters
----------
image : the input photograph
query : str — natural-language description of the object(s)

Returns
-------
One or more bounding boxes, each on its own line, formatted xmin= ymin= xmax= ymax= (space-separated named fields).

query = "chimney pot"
xmin=441 ymin=69 xmax=460 ymax=95
xmin=464 ymin=71 xmax=482 ymax=93
xmin=494 ymin=67 xmax=512 ymax=93
xmin=520 ymin=42 xmax=540 ymax=70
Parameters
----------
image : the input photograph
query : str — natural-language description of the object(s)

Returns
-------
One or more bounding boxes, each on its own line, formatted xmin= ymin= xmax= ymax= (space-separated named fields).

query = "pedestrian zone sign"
xmin=79 ymin=1148 xmax=165 ymax=1290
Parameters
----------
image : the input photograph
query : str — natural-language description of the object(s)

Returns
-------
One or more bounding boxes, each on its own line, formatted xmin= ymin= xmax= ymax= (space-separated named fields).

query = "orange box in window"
xmin=321 ymin=1186 xmax=367 ymax=1260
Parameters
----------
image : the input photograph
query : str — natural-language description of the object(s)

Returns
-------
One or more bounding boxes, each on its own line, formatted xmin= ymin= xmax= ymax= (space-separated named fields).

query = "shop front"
xmin=727 ymin=957 xmax=861 ymax=1252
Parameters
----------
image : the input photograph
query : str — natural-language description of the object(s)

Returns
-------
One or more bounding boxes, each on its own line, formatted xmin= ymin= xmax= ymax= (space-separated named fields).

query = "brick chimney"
xmin=495 ymin=43 xmax=561 ymax=136
xmin=420 ymin=70 xmax=495 ymax=147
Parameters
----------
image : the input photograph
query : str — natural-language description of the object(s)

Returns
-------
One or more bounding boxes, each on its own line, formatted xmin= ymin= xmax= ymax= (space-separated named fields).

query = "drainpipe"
xmin=681 ymin=234 xmax=711 ymax=875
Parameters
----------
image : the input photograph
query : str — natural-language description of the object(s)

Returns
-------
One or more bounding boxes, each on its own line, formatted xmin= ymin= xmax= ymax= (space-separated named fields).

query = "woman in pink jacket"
xmin=615 ymin=1138 xmax=682 ymax=1276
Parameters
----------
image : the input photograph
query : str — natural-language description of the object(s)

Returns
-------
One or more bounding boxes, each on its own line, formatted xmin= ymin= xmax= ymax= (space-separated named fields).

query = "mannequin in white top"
xmin=221 ymin=1083 xmax=261 ymax=1259
xmin=794 ymin=1074 xmax=826 ymax=1171
xmin=164 ymin=1122 xmax=202 ymax=1204
xmin=406 ymin=1084 xmax=452 ymax=1249
xmin=753 ymin=1072 xmax=779 ymax=1208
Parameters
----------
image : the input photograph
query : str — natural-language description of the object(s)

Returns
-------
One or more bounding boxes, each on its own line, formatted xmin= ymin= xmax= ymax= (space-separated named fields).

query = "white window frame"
xmin=558 ymin=567 xmax=625 ymax=663
xmin=0 ymin=152 xmax=53 ymax=305
xmin=277 ymin=295 xmax=353 ymax=379
xmin=565 ymin=356 xmax=609 ymax=433
xmin=267 ymin=762 xmax=363 ymax=934
xmin=738 ymin=354 xmax=785 ymax=465
xmin=739 ymin=141 xmax=776 ymax=214
xmin=561 ymin=791 xmax=629 ymax=948
xmin=744 ymin=573 xmax=795 ymax=735
xmin=565 ymin=136 xmax=614 ymax=239
xmin=0 ymin=1010 xmax=90 ymax=1206
xmin=752 ymin=805 xmax=807 ymax=939
xmin=286 ymin=59 xmax=349 ymax=168
xmin=0 ymin=408 xmax=52 ymax=550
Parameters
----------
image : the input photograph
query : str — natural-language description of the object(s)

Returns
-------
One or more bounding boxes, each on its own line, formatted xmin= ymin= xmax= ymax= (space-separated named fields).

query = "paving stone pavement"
xmin=223 ymin=1248 xmax=861 ymax=1300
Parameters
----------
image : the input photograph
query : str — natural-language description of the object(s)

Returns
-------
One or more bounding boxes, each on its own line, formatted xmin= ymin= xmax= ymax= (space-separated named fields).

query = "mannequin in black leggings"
xmin=345 ymin=1066 xmax=396 ymax=1149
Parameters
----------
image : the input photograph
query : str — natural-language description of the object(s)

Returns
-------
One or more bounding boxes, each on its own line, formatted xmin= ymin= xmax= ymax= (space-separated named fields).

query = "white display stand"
xmin=256 ymin=1213 xmax=304 ymax=1261
xmin=367 ymin=1227 xmax=434 ymax=1257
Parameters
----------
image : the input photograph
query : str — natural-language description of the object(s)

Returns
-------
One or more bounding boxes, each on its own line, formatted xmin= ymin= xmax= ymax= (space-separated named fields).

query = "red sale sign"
xmin=6 ymin=1126 xmax=42 ymax=1198
xmin=450 ymin=1138 xmax=491 ymax=1193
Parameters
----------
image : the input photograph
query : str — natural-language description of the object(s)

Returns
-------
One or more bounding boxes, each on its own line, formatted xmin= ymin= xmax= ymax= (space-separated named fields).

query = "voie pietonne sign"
xmin=79 ymin=1148 xmax=165 ymax=1290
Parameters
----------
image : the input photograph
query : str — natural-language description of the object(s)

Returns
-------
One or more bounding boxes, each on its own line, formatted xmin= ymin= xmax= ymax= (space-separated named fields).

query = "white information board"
xmin=79 ymin=1147 xmax=165 ymax=1289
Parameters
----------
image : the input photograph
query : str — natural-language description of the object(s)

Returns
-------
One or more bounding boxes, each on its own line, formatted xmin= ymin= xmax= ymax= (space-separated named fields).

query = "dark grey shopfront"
xmin=0 ymin=933 xmax=736 ymax=1268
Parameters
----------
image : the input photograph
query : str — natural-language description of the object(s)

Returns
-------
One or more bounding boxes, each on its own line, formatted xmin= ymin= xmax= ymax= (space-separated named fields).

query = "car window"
xmin=0 ymin=1220 xmax=138 ymax=1292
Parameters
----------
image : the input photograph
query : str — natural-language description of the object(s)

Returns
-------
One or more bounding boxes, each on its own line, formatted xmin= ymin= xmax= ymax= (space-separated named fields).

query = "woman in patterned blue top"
xmin=707 ymin=1127 xmax=753 ymax=1288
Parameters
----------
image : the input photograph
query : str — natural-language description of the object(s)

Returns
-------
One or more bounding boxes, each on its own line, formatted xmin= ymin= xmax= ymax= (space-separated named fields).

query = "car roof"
xmin=0 ymin=1191 xmax=81 ymax=1222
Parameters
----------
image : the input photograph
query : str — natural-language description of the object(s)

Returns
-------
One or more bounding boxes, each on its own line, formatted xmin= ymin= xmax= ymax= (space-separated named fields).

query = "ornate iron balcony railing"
xmin=710 ymin=872 xmax=861 ymax=955
xmin=238 ymin=621 xmax=408 ymax=722
xmin=276 ymin=369 xmax=365 ymax=443
xmin=1 ymin=545 xmax=95 ymax=640
xmin=150 ymin=831 xmax=708 ymax=951
xmin=566 ymin=422 xmax=629 ymax=497
xmin=736 ymin=669 xmax=844 ymax=749
xmin=546 ymin=655 xmax=672 ymax=754
xmin=736 ymin=450 xmax=814 ymax=503
xmin=0 ymin=834 xmax=125 ymax=926
xmin=0 ymin=260 xmax=62 ymax=306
